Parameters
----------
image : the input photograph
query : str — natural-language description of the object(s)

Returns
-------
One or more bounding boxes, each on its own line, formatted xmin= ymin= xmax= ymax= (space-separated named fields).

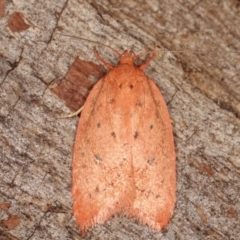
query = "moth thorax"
xmin=120 ymin=57 xmax=135 ymax=65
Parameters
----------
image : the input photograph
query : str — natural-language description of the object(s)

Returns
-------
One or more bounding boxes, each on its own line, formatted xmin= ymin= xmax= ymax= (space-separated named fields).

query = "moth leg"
xmin=94 ymin=47 xmax=114 ymax=69
xmin=59 ymin=106 xmax=83 ymax=119
xmin=139 ymin=50 xmax=156 ymax=69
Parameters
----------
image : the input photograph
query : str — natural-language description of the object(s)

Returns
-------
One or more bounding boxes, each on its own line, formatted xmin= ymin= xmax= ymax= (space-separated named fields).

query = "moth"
xmin=71 ymin=47 xmax=176 ymax=232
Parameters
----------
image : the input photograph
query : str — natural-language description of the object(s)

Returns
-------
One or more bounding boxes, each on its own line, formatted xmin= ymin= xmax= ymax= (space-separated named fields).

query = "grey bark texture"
xmin=0 ymin=0 xmax=240 ymax=239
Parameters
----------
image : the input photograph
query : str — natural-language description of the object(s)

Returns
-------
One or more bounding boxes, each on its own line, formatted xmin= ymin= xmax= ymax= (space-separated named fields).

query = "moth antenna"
xmin=134 ymin=50 xmax=152 ymax=59
xmin=59 ymin=34 xmax=122 ymax=57
xmin=59 ymin=34 xmax=240 ymax=56
xmin=159 ymin=47 xmax=240 ymax=56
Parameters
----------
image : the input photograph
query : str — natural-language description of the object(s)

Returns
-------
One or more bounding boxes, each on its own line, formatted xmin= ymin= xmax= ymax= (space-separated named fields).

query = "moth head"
xmin=119 ymin=50 xmax=136 ymax=65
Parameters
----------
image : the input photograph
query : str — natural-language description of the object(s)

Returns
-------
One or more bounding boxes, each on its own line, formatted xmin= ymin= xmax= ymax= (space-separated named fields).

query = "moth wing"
xmin=72 ymin=76 xmax=135 ymax=231
xmin=128 ymin=77 xmax=176 ymax=230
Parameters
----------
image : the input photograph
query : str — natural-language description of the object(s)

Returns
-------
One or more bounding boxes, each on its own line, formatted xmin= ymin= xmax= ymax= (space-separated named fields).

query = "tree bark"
xmin=0 ymin=0 xmax=239 ymax=239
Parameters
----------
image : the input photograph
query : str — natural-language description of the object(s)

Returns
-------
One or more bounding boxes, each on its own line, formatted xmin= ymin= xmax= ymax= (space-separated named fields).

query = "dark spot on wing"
xmin=81 ymin=152 xmax=85 ymax=157
xmin=110 ymin=181 xmax=115 ymax=187
xmin=110 ymin=98 xmax=115 ymax=104
xmin=119 ymin=83 xmax=122 ymax=89
xmin=94 ymin=155 xmax=102 ymax=164
xmin=134 ymin=131 xmax=139 ymax=139
xmin=129 ymin=84 xmax=133 ymax=89
xmin=97 ymin=123 xmax=101 ymax=128
xmin=150 ymin=124 xmax=154 ymax=130
xmin=111 ymin=132 xmax=116 ymax=138
xmin=95 ymin=186 xmax=99 ymax=193
xmin=147 ymin=157 xmax=155 ymax=165
xmin=136 ymin=100 xmax=142 ymax=107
